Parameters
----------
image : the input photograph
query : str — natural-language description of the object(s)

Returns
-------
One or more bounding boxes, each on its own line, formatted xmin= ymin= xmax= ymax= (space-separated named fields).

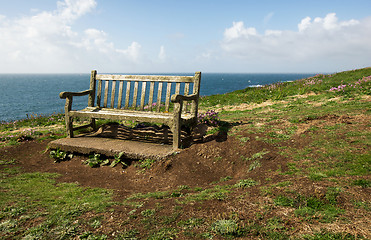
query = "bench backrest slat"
xmin=183 ymin=82 xmax=190 ymax=113
xmin=125 ymin=81 xmax=131 ymax=109
xmin=140 ymin=82 xmax=147 ymax=110
xmin=148 ymin=81 xmax=155 ymax=111
xmin=132 ymin=81 xmax=139 ymax=109
xmin=96 ymin=79 xmax=102 ymax=107
xmin=103 ymin=80 xmax=109 ymax=108
xmin=165 ymin=82 xmax=172 ymax=112
xmin=110 ymin=80 xmax=116 ymax=108
xmin=157 ymin=82 xmax=163 ymax=112
xmin=91 ymin=71 xmax=201 ymax=117
xmin=117 ymin=81 xmax=124 ymax=108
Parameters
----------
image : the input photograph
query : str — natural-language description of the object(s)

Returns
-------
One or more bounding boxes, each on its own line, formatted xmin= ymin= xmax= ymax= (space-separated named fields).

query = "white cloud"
xmin=224 ymin=21 xmax=257 ymax=41
xmin=221 ymin=13 xmax=371 ymax=72
xmin=158 ymin=45 xmax=166 ymax=61
xmin=0 ymin=0 xmax=143 ymax=73
xmin=263 ymin=12 xmax=274 ymax=25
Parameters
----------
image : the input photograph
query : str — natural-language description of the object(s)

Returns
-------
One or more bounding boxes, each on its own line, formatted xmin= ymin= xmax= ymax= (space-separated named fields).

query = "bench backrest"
xmin=88 ymin=70 xmax=201 ymax=116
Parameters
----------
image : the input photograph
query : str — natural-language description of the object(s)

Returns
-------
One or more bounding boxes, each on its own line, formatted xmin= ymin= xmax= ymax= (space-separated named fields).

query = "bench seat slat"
xmin=69 ymin=107 xmax=194 ymax=124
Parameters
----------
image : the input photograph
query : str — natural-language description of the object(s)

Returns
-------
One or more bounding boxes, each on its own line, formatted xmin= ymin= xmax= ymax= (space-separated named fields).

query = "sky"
xmin=0 ymin=0 xmax=371 ymax=73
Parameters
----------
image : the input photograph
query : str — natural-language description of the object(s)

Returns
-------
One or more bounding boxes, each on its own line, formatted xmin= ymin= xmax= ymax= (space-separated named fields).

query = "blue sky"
xmin=1 ymin=0 xmax=371 ymax=73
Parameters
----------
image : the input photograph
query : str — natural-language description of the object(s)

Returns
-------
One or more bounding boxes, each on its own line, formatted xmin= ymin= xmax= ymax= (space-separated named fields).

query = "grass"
xmin=0 ymin=67 xmax=370 ymax=239
xmin=0 ymin=172 xmax=114 ymax=239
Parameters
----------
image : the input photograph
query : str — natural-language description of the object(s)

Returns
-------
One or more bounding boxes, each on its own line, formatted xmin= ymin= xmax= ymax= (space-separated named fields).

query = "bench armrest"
xmin=59 ymin=89 xmax=92 ymax=99
xmin=171 ymin=93 xmax=198 ymax=103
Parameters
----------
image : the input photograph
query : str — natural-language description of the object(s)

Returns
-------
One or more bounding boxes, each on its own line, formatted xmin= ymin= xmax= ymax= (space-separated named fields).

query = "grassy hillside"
xmin=0 ymin=67 xmax=370 ymax=239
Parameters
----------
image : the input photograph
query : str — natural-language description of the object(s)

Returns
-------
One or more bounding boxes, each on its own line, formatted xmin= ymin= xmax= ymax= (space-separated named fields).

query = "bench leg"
xmin=90 ymin=118 xmax=96 ymax=131
xmin=172 ymin=102 xmax=183 ymax=150
xmin=172 ymin=123 xmax=180 ymax=150
xmin=65 ymin=116 xmax=74 ymax=138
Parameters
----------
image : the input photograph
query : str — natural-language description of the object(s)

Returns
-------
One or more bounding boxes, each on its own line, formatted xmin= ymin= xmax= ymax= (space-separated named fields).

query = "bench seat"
xmin=70 ymin=107 xmax=194 ymax=125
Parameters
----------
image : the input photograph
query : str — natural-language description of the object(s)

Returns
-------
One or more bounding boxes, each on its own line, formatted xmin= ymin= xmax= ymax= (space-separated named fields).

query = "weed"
xmin=141 ymin=209 xmax=156 ymax=217
xmin=211 ymin=219 xmax=241 ymax=236
xmin=247 ymin=150 xmax=270 ymax=161
xmin=178 ymin=217 xmax=205 ymax=230
xmin=248 ymin=159 xmax=262 ymax=172
xmin=0 ymin=159 xmax=16 ymax=165
xmin=302 ymin=229 xmax=360 ymax=239
xmin=136 ymin=158 xmax=156 ymax=170
xmin=147 ymin=227 xmax=178 ymax=240
xmin=274 ymin=195 xmax=294 ymax=207
xmin=235 ymin=178 xmax=259 ymax=188
xmin=110 ymin=152 xmax=128 ymax=168
xmin=352 ymin=179 xmax=370 ymax=188
xmin=49 ymin=148 xmax=73 ymax=163
xmin=84 ymin=154 xmax=109 ymax=168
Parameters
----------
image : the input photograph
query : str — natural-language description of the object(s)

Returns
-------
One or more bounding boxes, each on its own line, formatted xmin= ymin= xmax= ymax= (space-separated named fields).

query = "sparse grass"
xmin=0 ymin=172 xmax=114 ymax=239
xmin=1 ymin=67 xmax=370 ymax=239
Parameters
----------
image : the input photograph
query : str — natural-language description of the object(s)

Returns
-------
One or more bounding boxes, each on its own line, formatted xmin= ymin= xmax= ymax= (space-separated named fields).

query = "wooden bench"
xmin=59 ymin=70 xmax=201 ymax=150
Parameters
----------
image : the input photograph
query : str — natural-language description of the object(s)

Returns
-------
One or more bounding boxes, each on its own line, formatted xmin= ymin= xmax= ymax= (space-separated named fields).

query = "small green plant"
xmin=211 ymin=219 xmax=240 ymax=236
xmin=136 ymin=158 xmax=156 ymax=170
xmin=49 ymin=149 xmax=73 ymax=163
xmin=141 ymin=209 xmax=155 ymax=217
xmin=352 ymin=179 xmax=370 ymax=188
xmin=248 ymin=150 xmax=270 ymax=161
xmin=110 ymin=152 xmax=128 ymax=168
xmin=248 ymin=159 xmax=262 ymax=172
xmin=84 ymin=154 xmax=109 ymax=168
xmin=235 ymin=178 xmax=259 ymax=188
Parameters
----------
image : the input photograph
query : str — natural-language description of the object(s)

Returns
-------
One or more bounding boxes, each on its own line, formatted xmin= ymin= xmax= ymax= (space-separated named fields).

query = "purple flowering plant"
xmin=329 ymin=75 xmax=370 ymax=93
xmin=198 ymin=110 xmax=220 ymax=126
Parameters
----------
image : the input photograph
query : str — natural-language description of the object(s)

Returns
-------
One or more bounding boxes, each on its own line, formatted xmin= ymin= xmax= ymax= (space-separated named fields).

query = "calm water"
xmin=0 ymin=73 xmax=315 ymax=122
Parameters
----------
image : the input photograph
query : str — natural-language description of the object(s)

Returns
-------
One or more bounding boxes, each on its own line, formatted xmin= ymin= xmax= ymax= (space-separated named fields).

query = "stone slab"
xmin=48 ymin=137 xmax=174 ymax=160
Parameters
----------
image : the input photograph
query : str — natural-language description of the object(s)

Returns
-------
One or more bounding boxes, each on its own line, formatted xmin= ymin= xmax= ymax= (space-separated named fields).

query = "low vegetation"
xmin=1 ymin=67 xmax=370 ymax=239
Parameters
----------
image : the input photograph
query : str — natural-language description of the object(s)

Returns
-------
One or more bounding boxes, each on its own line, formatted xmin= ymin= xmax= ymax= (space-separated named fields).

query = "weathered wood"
xmin=103 ymin=80 xmax=109 ymax=108
xmin=117 ymin=81 xmax=124 ymax=108
xmin=191 ymin=72 xmax=201 ymax=116
xmin=157 ymin=82 xmax=163 ymax=112
xmin=60 ymin=71 xmax=201 ymax=150
xmin=140 ymin=82 xmax=147 ymax=110
xmin=183 ymin=82 xmax=190 ymax=113
xmin=133 ymin=81 xmax=139 ymax=108
xmin=88 ymin=70 xmax=97 ymax=107
xmin=165 ymin=82 xmax=172 ymax=112
xmin=125 ymin=81 xmax=131 ymax=109
xmin=148 ymin=81 xmax=155 ymax=111
xmin=97 ymin=79 xmax=102 ymax=107
xmin=110 ymin=80 xmax=116 ymax=108
xmin=97 ymin=74 xmax=194 ymax=83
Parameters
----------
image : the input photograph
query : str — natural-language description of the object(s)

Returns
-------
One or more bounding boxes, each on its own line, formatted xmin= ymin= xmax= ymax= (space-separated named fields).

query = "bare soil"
xmin=0 ymin=114 xmax=370 ymax=239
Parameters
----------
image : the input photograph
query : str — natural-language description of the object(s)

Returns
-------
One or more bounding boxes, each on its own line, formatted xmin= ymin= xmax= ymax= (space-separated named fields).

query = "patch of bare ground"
xmin=1 ymin=98 xmax=370 ymax=239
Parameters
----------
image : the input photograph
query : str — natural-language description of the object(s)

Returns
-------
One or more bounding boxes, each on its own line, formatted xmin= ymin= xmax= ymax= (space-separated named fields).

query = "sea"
xmin=0 ymin=73 xmax=316 ymax=122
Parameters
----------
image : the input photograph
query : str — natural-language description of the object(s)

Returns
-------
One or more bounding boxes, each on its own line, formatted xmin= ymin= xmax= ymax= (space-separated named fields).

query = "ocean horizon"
xmin=0 ymin=72 xmax=316 ymax=122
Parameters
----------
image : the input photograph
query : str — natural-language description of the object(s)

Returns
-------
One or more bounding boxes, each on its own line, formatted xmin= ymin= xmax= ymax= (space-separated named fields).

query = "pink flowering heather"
xmin=329 ymin=75 xmax=370 ymax=92
xmin=198 ymin=110 xmax=220 ymax=126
